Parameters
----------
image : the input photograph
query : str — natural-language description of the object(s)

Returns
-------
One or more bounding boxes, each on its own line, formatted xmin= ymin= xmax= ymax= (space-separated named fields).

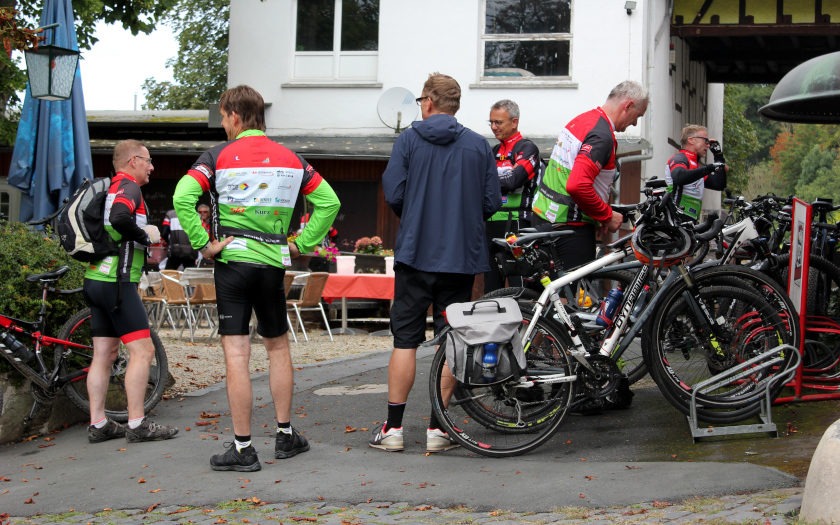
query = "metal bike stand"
xmin=687 ymin=344 xmax=800 ymax=442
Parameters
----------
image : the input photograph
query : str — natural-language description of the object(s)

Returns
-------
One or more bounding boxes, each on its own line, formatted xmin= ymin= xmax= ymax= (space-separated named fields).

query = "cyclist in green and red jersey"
xmin=174 ymin=85 xmax=340 ymax=473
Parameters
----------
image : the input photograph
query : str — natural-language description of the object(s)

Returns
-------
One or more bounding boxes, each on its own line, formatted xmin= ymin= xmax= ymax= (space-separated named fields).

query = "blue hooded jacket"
xmin=383 ymin=114 xmax=501 ymax=274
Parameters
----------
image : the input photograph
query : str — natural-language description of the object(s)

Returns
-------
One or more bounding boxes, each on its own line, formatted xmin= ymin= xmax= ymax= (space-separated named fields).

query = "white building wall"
xmin=228 ymin=1 xmax=711 ymax=184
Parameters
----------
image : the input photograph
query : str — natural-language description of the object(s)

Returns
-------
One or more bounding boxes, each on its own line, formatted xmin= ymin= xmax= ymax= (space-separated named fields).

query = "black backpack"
xmin=54 ymin=177 xmax=118 ymax=262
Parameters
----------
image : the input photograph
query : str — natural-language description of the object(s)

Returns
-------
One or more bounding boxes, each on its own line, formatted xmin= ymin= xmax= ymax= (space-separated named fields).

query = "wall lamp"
xmin=625 ymin=1 xmax=637 ymax=15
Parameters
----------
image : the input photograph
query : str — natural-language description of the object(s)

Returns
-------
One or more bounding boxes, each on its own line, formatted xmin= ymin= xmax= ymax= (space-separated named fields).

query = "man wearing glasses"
xmin=484 ymin=99 xmax=541 ymax=293
xmin=665 ymin=124 xmax=728 ymax=221
xmin=84 ymin=140 xmax=179 ymax=444
xmin=372 ymin=73 xmax=501 ymax=453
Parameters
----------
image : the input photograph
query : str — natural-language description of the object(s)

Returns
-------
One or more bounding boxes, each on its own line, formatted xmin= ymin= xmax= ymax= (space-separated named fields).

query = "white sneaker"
xmin=369 ymin=424 xmax=404 ymax=452
xmin=426 ymin=428 xmax=459 ymax=453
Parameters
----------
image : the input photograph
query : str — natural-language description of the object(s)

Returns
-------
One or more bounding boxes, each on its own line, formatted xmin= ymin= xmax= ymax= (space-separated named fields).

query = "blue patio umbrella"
xmin=8 ymin=0 xmax=93 ymax=223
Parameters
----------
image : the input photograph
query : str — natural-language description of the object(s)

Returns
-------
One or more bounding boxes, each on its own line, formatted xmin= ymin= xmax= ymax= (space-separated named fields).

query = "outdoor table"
xmin=321 ymin=273 xmax=394 ymax=335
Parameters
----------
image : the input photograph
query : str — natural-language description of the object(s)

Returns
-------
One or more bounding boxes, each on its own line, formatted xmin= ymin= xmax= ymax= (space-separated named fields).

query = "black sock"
xmin=428 ymin=411 xmax=442 ymax=431
xmin=385 ymin=402 xmax=406 ymax=430
xmin=234 ymin=434 xmax=251 ymax=443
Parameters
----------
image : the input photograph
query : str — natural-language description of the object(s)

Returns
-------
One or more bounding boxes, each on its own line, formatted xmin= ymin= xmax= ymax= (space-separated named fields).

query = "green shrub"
xmin=0 ymin=220 xmax=86 ymax=375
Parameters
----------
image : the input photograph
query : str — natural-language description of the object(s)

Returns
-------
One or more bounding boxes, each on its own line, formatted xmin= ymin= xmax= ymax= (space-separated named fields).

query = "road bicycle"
xmin=427 ymin=181 xmax=797 ymax=457
xmin=0 ymin=266 xmax=168 ymax=425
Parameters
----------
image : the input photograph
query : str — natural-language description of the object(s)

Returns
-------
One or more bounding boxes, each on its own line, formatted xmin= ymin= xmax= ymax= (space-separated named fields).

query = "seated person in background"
xmin=161 ymin=208 xmax=198 ymax=270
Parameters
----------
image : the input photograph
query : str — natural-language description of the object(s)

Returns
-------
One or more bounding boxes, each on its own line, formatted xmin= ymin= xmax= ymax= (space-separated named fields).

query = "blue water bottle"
xmin=595 ymin=287 xmax=624 ymax=327
xmin=481 ymin=343 xmax=499 ymax=381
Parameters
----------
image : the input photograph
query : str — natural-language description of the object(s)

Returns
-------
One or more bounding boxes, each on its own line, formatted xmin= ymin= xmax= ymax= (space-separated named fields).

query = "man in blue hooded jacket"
xmin=371 ymin=73 xmax=501 ymax=453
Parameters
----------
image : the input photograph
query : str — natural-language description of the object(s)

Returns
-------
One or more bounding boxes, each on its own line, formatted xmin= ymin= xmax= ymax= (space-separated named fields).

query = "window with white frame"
xmin=482 ymin=0 xmax=572 ymax=80
xmin=293 ymin=0 xmax=379 ymax=82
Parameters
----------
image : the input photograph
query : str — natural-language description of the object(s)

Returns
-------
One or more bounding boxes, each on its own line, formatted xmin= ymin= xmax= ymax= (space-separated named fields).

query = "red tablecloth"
xmin=322 ymin=273 xmax=395 ymax=301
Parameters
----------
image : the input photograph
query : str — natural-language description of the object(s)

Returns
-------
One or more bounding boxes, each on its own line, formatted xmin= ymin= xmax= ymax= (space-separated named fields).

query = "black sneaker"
xmin=275 ymin=427 xmax=310 ymax=459
xmin=125 ymin=419 xmax=179 ymax=443
xmin=210 ymin=442 xmax=261 ymax=472
xmin=88 ymin=419 xmax=125 ymax=443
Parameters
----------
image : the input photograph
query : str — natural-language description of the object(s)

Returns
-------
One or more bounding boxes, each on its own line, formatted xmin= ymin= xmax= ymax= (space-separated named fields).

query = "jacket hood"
xmin=412 ymin=114 xmax=462 ymax=145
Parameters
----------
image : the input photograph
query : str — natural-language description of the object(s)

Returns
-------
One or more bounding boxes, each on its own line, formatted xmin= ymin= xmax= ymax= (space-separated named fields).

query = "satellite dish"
xmin=377 ymin=87 xmax=417 ymax=133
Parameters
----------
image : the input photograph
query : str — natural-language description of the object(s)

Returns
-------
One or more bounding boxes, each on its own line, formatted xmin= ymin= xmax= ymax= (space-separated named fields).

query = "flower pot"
xmin=336 ymin=255 xmax=356 ymax=274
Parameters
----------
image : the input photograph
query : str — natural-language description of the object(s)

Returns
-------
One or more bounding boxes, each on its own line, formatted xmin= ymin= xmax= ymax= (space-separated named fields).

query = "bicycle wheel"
xmin=642 ymin=284 xmax=795 ymax=424
xmin=693 ymin=264 xmax=799 ymax=342
xmin=429 ymin=315 xmax=574 ymax=457
xmin=56 ymin=308 xmax=168 ymax=423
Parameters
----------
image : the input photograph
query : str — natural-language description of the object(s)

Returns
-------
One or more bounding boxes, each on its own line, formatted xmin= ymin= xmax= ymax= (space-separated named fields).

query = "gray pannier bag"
xmin=444 ymin=298 xmax=527 ymax=386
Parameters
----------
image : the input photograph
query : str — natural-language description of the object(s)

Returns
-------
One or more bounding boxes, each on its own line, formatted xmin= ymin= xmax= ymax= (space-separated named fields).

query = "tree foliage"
xmin=141 ymin=0 xmax=228 ymax=110
xmin=0 ymin=1 xmax=176 ymax=145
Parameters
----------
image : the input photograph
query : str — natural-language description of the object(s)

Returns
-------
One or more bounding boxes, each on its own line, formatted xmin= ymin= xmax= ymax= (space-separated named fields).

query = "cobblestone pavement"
xmin=3 ymin=487 xmax=802 ymax=524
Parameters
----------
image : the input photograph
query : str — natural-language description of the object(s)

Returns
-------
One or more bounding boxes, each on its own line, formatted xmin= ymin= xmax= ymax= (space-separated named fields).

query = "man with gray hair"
xmin=485 ymin=99 xmax=541 ymax=292
xmin=531 ymin=80 xmax=649 ymax=269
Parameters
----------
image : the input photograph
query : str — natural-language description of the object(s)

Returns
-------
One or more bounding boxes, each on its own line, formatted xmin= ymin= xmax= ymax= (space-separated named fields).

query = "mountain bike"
xmin=0 ymin=266 xmax=168 ymax=425
xmin=427 ymin=181 xmax=797 ymax=457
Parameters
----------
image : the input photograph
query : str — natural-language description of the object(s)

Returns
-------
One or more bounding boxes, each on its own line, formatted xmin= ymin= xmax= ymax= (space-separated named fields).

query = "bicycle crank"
xmin=578 ymin=354 xmax=623 ymax=399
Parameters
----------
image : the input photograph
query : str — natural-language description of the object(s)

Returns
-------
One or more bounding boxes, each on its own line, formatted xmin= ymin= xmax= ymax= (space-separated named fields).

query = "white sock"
xmin=234 ymin=439 xmax=251 ymax=452
xmin=91 ymin=417 xmax=107 ymax=428
xmin=128 ymin=417 xmax=145 ymax=429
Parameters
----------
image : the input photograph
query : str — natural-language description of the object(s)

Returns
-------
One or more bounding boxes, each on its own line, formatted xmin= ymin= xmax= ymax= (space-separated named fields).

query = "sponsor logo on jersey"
xmin=258 ymin=182 xmax=269 ymax=189
xmin=230 ymin=207 xmax=246 ymax=213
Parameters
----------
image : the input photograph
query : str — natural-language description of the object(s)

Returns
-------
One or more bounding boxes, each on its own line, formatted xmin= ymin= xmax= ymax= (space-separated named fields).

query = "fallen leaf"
xmin=317 ymin=495 xmax=324 ymax=501
xmin=290 ymin=517 xmax=316 ymax=522
xmin=652 ymin=501 xmax=671 ymax=508
xmin=200 ymin=411 xmax=221 ymax=419
xmin=196 ymin=420 xmax=219 ymax=426
xmin=625 ymin=465 xmax=641 ymax=469
xmin=585 ymin=475 xmax=596 ymax=480
xmin=578 ymin=493 xmax=586 ymax=499
xmin=138 ymin=478 xmax=146 ymax=484
xmin=145 ymin=503 xmax=160 ymax=512
xmin=344 ymin=426 xmax=357 ymax=433
xmin=24 ymin=497 xmax=35 ymax=504
xmin=623 ymin=508 xmax=648 ymax=516
xmin=149 ymin=488 xmax=161 ymax=493
xmin=415 ymin=505 xmax=432 ymax=511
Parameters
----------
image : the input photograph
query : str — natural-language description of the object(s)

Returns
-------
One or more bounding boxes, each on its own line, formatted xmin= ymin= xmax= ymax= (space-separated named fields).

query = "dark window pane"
xmin=484 ymin=40 xmax=570 ymax=77
xmin=341 ymin=0 xmax=379 ymax=51
xmin=297 ymin=0 xmax=335 ymax=51
xmin=485 ymin=0 xmax=571 ymax=34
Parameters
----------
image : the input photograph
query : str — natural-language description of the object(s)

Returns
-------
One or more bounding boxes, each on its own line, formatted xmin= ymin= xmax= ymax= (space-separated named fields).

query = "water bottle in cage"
xmin=595 ymin=287 xmax=624 ymax=327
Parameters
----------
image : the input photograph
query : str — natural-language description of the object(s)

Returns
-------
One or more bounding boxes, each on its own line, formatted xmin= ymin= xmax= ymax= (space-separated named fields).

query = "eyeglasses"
xmin=689 ymin=136 xmax=710 ymax=144
xmin=415 ymin=96 xmax=429 ymax=106
xmin=488 ymin=119 xmax=510 ymax=127
xmin=133 ymin=155 xmax=153 ymax=164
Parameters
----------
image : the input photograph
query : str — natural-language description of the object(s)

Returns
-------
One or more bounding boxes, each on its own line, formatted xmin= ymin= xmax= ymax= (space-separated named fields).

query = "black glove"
xmin=704 ymin=162 xmax=725 ymax=175
xmin=709 ymin=140 xmax=725 ymax=163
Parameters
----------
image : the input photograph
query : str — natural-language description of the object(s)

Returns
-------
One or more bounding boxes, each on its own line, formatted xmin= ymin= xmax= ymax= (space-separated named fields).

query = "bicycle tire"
xmin=761 ymin=253 xmax=840 ymax=372
xmin=429 ymin=315 xmax=574 ymax=457
xmin=642 ymin=284 xmax=795 ymax=424
xmin=56 ymin=308 xmax=168 ymax=423
xmin=693 ymin=264 xmax=799 ymax=342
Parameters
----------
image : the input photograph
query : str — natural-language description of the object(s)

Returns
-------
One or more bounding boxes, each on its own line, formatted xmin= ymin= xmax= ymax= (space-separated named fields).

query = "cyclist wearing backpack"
xmin=485 ymin=99 xmax=540 ymax=293
xmin=83 ymin=139 xmax=179 ymax=444
xmin=161 ymin=208 xmax=197 ymax=269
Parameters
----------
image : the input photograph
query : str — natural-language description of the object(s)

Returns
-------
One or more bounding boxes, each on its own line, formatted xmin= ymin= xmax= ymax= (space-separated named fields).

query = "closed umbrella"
xmin=8 ymin=0 xmax=93 ymax=223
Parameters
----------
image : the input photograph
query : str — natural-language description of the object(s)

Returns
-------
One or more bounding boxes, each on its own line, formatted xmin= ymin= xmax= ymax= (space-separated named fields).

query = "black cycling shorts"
xmin=83 ymin=280 xmax=150 ymax=342
xmin=390 ymin=264 xmax=474 ymax=349
xmin=214 ymin=260 xmax=289 ymax=338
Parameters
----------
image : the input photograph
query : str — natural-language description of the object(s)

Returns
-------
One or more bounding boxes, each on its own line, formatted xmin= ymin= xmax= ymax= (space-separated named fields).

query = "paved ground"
xmin=2 ymin=346 xmax=830 ymax=524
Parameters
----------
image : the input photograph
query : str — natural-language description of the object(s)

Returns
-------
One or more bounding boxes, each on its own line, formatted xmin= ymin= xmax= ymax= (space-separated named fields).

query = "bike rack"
xmin=687 ymin=344 xmax=800 ymax=442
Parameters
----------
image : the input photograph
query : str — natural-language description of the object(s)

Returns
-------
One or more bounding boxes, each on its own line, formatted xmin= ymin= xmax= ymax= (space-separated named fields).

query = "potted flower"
xmin=352 ymin=235 xmax=391 ymax=273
